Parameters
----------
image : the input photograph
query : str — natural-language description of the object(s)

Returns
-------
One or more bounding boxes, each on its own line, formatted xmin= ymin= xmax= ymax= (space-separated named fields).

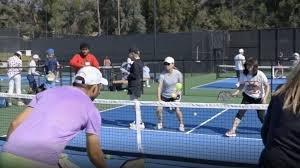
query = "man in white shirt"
xmin=292 ymin=52 xmax=300 ymax=68
xmin=143 ymin=64 xmax=151 ymax=88
xmin=234 ymin=48 xmax=246 ymax=86
xmin=7 ymin=51 xmax=24 ymax=106
xmin=27 ymin=54 xmax=40 ymax=93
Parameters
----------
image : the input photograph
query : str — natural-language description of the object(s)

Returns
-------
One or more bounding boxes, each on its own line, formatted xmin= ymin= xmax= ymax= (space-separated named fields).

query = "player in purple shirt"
xmin=1 ymin=66 xmax=108 ymax=168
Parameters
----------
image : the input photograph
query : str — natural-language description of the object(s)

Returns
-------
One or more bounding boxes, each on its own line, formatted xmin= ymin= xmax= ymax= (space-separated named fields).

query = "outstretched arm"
xmin=86 ymin=133 xmax=107 ymax=168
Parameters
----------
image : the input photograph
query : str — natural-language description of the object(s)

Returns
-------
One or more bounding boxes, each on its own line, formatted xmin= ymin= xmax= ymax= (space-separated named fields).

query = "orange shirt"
xmin=69 ymin=53 xmax=100 ymax=72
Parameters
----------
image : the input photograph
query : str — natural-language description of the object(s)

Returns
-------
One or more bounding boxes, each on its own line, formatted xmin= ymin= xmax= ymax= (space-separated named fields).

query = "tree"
xmin=102 ymin=0 xmax=146 ymax=35
xmin=122 ymin=0 xmax=146 ymax=34
xmin=0 ymin=0 xmax=299 ymax=36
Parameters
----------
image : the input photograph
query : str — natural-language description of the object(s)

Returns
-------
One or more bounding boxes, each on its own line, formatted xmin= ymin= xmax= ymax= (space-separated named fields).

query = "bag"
xmin=0 ymin=97 xmax=7 ymax=108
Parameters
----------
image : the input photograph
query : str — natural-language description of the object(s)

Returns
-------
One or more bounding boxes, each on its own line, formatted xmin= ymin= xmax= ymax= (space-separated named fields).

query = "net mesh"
xmin=0 ymin=93 xmax=268 ymax=165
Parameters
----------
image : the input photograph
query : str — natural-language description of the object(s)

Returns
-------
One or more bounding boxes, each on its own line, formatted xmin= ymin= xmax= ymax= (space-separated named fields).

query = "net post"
xmin=270 ymin=61 xmax=274 ymax=92
xmin=134 ymin=100 xmax=143 ymax=153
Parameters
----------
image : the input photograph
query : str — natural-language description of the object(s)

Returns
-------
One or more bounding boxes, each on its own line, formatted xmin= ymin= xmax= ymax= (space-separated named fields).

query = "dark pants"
xmin=236 ymin=70 xmax=242 ymax=80
xmin=235 ymin=93 xmax=265 ymax=123
xmin=27 ymin=74 xmax=37 ymax=92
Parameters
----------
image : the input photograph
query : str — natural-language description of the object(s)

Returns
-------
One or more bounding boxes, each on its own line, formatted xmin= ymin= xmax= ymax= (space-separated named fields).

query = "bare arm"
xmin=7 ymin=107 xmax=33 ymax=138
xmin=157 ymin=82 xmax=163 ymax=101
xmin=86 ymin=133 xmax=107 ymax=168
xmin=262 ymin=82 xmax=270 ymax=103
xmin=232 ymin=84 xmax=244 ymax=96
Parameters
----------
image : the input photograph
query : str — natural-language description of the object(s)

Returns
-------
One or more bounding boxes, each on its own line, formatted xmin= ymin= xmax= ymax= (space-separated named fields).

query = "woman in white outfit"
xmin=7 ymin=51 xmax=24 ymax=106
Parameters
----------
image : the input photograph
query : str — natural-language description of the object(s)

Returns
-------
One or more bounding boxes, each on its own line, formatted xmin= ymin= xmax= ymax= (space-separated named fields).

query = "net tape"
xmin=0 ymin=92 xmax=268 ymax=110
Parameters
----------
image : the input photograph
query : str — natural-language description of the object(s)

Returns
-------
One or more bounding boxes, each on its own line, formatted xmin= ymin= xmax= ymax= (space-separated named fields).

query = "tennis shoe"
xmin=17 ymin=101 xmax=25 ymax=106
xmin=129 ymin=121 xmax=145 ymax=130
xmin=225 ymin=130 xmax=237 ymax=137
xmin=156 ymin=123 xmax=163 ymax=130
xmin=179 ymin=124 xmax=185 ymax=132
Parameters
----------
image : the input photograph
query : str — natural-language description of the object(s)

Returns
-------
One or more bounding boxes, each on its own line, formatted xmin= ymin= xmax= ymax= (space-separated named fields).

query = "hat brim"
xmin=47 ymin=76 xmax=55 ymax=82
xmin=99 ymin=78 xmax=108 ymax=86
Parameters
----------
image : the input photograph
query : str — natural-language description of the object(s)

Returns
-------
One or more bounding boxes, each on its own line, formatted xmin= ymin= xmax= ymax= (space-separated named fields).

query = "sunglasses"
xmin=163 ymin=62 xmax=171 ymax=66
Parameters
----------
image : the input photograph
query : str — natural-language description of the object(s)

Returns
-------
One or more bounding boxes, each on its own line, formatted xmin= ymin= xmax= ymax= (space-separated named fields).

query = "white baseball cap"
xmin=239 ymin=48 xmax=244 ymax=53
xmin=46 ymin=72 xmax=56 ymax=82
xmin=74 ymin=66 xmax=108 ymax=85
xmin=164 ymin=56 xmax=175 ymax=64
xmin=294 ymin=52 xmax=299 ymax=57
xmin=32 ymin=54 xmax=40 ymax=59
xmin=16 ymin=51 xmax=22 ymax=57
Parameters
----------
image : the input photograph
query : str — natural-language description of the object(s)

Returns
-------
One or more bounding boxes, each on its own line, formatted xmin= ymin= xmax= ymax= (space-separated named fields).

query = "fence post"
xmin=59 ymin=66 xmax=63 ymax=86
xmin=182 ymin=60 xmax=186 ymax=96
xmin=69 ymin=66 xmax=72 ymax=85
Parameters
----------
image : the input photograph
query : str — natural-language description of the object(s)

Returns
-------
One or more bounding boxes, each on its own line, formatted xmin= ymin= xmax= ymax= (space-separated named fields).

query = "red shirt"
xmin=69 ymin=53 xmax=100 ymax=72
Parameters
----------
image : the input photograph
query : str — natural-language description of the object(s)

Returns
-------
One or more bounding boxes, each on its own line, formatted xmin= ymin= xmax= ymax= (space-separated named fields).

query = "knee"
xmin=236 ymin=111 xmax=245 ymax=120
xmin=175 ymin=108 xmax=181 ymax=113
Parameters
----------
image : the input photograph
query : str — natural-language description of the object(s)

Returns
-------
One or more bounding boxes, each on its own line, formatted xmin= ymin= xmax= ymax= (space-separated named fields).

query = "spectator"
xmin=27 ymin=54 xmax=40 ymax=94
xmin=102 ymin=56 xmax=112 ymax=88
xmin=292 ymin=52 xmax=300 ymax=68
xmin=127 ymin=48 xmax=144 ymax=130
xmin=120 ymin=57 xmax=132 ymax=81
xmin=259 ymin=62 xmax=300 ymax=168
xmin=274 ymin=52 xmax=284 ymax=78
xmin=37 ymin=72 xmax=56 ymax=93
xmin=234 ymin=48 xmax=246 ymax=87
xmin=7 ymin=51 xmax=24 ymax=106
xmin=1 ymin=66 xmax=108 ymax=168
xmin=44 ymin=48 xmax=60 ymax=83
xmin=70 ymin=43 xmax=100 ymax=73
xmin=143 ymin=64 xmax=151 ymax=88
xmin=103 ymin=56 xmax=111 ymax=67
xmin=109 ymin=57 xmax=131 ymax=91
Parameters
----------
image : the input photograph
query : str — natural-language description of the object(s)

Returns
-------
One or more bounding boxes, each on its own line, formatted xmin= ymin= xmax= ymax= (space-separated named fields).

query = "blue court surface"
xmin=0 ymin=140 xmax=242 ymax=168
xmin=0 ymin=104 xmax=262 ymax=167
xmin=66 ymin=105 xmax=264 ymax=166
xmin=192 ymin=77 xmax=286 ymax=91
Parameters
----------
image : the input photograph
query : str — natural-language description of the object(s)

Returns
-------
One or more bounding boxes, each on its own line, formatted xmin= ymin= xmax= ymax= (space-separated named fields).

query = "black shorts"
xmin=241 ymin=92 xmax=262 ymax=104
xmin=161 ymin=95 xmax=180 ymax=102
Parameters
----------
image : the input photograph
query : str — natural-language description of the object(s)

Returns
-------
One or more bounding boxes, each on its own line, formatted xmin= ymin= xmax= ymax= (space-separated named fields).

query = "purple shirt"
xmin=4 ymin=86 xmax=101 ymax=165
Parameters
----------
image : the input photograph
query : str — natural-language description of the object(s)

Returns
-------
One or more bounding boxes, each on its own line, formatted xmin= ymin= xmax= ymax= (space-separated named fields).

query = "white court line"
xmin=102 ymin=126 xmax=262 ymax=141
xmin=186 ymin=109 xmax=229 ymax=134
xmin=99 ymin=105 xmax=128 ymax=113
xmin=190 ymin=78 xmax=232 ymax=90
